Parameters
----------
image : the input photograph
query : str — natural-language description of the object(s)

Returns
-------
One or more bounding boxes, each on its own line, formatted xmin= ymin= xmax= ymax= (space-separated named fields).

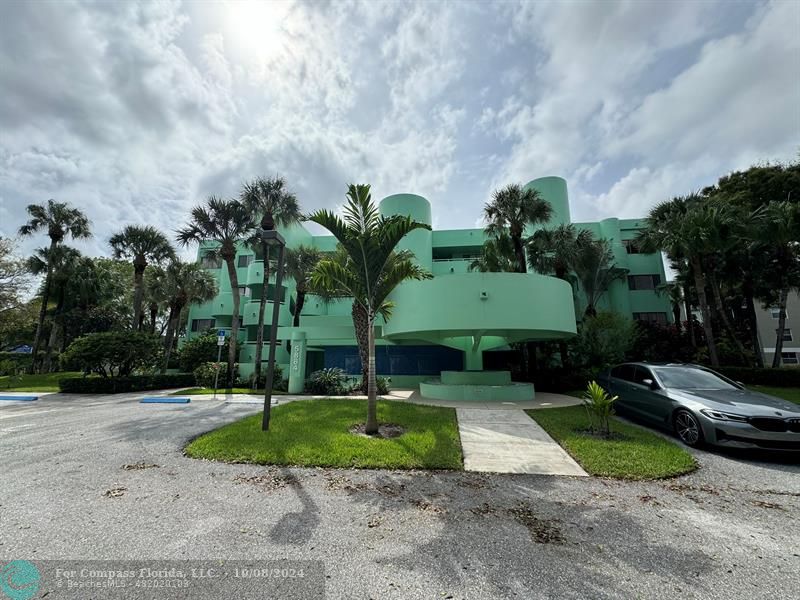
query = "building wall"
xmin=183 ymin=176 xmax=672 ymax=382
xmin=755 ymin=292 xmax=800 ymax=366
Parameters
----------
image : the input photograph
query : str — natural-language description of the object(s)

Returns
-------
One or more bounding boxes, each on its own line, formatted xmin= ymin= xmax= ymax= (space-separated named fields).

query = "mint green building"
xmin=184 ymin=176 xmax=670 ymax=398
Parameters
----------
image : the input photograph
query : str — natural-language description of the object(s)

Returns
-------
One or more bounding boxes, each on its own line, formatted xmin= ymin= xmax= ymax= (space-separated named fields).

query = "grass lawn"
xmin=751 ymin=386 xmax=800 ymax=405
xmin=0 ymin=372 xmax=82 ymax=392
xmin=527 ymin=406 xmax=696 ymax=480
xmin=185 ymin=399 xmax=463 ymax=470
xmin=172 ymin=387 xmax=287 ymax=396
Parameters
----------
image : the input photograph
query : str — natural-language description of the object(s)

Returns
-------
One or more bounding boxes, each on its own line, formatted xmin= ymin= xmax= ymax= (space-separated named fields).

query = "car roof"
xmin=618 ymin=362 xmax=696 ymax=368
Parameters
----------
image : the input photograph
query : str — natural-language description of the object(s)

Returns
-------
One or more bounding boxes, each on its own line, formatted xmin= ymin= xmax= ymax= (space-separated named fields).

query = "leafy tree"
xmin=109 ymin=225 xmax=175 ymax=330
xmin=241 ymin=176 xmax=303 ymax=383
xmin=0 ymin=238 xmax=29 ymax=321
xmin=483 ymin=183 xmax=552 ymax=273
xmin=570 ymin=311 xmax=638 ymax=372
xmin=572 ymin=239 xmax=627 ymax=318
xmin=177 ymin=330 xmax=237 ymax=374
xmin=308 ymin=184 xmax=431 ymax=434
xmin=177 ymin=197 xmax=254 ymax=385
xmin=18 ymin=199 xmax=91 ymax=371
xmin=60 ymin=331 xmax=162 ymax=377
xmin=284 ymin=245 xmax=324 ymax=327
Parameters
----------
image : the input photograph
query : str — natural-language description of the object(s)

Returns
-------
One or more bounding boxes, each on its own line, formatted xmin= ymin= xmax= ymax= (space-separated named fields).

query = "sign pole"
xmin=213 ymin=329 xmax=225 ymax=399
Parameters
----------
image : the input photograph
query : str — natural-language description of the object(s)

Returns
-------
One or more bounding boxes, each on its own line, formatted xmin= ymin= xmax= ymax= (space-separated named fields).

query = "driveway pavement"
xmin=1 ymin=392 xmax=798 ymax=599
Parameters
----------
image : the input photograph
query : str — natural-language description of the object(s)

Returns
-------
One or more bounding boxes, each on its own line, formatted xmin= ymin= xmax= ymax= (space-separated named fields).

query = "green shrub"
xmin=178 ymin=332 xmax=238 ymax=373
xmin=306 ymin=368 xmax=348 ymax=395
xmin=237 ymin=365 xmax=284 ymax=390
xmin=59 ymin=373 xmax=195 ymax=393
xmin=570 ymin=312 xmax=638 ymax=371
xmin=715 ymin=366 xmax=800 ymax=387
xmin=353 ymin=375 xmax=390 ymax=395
xmin=60 ymin=331 xmax=162 ymax=377
xmin=582 ymin=380 xmax=618 ymax=437
xmin=0 ymin=353 xmax=33 ymax=375
xmin=193 ymin=362 xmax=239 ymax=388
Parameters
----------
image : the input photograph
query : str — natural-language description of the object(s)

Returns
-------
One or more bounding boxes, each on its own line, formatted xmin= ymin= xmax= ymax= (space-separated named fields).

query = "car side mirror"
xmin=642 ymin=378 xmax=658 ymax=390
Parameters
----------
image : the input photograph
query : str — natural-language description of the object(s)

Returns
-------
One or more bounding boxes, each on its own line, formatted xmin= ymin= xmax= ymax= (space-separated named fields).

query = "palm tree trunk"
xmin=683 ymin=286 xmax=696 ymax=347
xmin=691 ymin=256 xmax=719 ymax=367
xmin=365 ymin=306 xmax=378 ymax=434
xmin=42 ymin=285 xmax=66 ymax=373
xmin=132 ymin=261 xmax=146 ymax=330
xmin=253 ymin=247 xmax=271 ymax=386
xmin=672 ymin=303 xmax=682 ymax=331
xmin=709 ymin=272 xmax=748 ymax=363
xmin=161 ymin=305 xmax=179 ymax=374
xmin=30 ymin=240 xmax=57 ymax=373
xmin=149 ymin=302 xmax=158 ymax=334
xmin=743 ymin=288 xmax=764 ymax=368
xmin=293 ymin=289 xmax=306 ymax=327
xmin=352 ymin=302 xmax=370 ymax=389
xmin=772 ymin=287 xmax=789 ymax=368
xmin=226 ymin=257 xmax=241 ymax=387
xmin=511 ymin=235 xmax=527 ymax=273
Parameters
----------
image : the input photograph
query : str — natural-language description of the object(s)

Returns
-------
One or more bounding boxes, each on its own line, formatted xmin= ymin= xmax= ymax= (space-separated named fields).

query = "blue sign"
xmin=0 ymin=560 xmax=40 ymax=600
xmin=217 ymin=329 xmax=225 ymax=337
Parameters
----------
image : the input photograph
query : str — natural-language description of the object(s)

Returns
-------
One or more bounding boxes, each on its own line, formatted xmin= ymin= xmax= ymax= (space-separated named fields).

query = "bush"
xmin=237 ymin=365 xmax=284 ymax=390
xmin=353 ymin=375 xmax=390 ymax=395
xmin=59 ymin=373 xmax=195 ymax=393
xmin=630 ymin=322 xmax=698 ymax=364
xmin=715 ymin=366 xmax=800 ymax=387
xmin=0 ymin=352 xmax=32 ymax=375
xmin=582 ymin=380 xmax=617 ymax=437
xmin=570 ymin=312 xmax=638 ymax=372
xmin=194 ymin=362 xmax=239 ymax=389
xmin=178 ymin=331 xmax=238 ymax=373
xmin=60 ymin=331 xmax=162 ymax=377
xmin=306 ymin=368 xmax=348 ymax=395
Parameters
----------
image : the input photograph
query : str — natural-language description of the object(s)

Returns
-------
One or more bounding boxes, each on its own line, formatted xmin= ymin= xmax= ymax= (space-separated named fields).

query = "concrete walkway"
xmin=457 ymin=408 xmax=588 ymax=476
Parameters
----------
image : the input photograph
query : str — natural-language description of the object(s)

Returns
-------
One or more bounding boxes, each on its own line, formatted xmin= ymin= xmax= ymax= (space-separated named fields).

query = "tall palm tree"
xmin=18 ymin=199 xmax=91 ymax=372
xmin=176 ymin=197 xmax=254 ymax=384
xmin=572 ymin=239 xmax=628 ymax=318
xmin=469 ymin=232 xmax=517 ymax=273
xmin=151 ymin=260 xmax=219 ymax=373
xmin=527 ymin=224 xmax=593 ymax=280
xmin=638 ymin=195 xmax=721 ymax=366
xmin=241 ymin=176 xmax=303 ymax=383
xmin=26 ymin=245 xmax=82 ymax=372
xmin=109 ymin=225 xmax=176 ymax=331
xmin=308 ymin=184 xmax=431 ymax=434
xmin=483 ymin=183 xmax=552 ymax=273
xmin=285 ymin=245 xmax=324 ymax=327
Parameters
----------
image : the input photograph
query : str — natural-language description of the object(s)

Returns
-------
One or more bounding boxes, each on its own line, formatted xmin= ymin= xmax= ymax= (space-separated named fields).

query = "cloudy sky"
xmin=1 ymin=0 xmax=798 ymax=259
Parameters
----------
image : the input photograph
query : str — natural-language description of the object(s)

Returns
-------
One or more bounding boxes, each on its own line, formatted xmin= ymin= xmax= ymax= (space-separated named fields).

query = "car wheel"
xmin=674 ymin=409 xmax=704 ymax=448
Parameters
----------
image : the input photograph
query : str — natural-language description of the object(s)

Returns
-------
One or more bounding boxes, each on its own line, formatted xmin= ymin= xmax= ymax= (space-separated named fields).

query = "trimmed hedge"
xmin=716 ymin=366 xmax=800 ymax=387
xmin=59 ymin=373 xmax=195 ymax=394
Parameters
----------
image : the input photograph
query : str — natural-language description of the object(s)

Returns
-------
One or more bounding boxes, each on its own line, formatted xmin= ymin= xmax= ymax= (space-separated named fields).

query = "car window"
xmin=610 ymin=364 xmax=636 ymax=382
xmin=633 ymin=366 xmax=654 ymax=386
xmin=652 ymin=367 xmax=738 ymax=390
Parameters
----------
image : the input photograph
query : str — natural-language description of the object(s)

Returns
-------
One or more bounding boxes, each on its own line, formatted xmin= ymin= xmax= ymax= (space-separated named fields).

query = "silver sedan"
xmin=597 ymin=363 xmax=800 ymax=451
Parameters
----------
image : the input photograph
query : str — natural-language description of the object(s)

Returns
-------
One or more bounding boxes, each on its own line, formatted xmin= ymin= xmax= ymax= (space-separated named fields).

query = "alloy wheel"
xmin=675 ymin=410 xmax=701 ymax=446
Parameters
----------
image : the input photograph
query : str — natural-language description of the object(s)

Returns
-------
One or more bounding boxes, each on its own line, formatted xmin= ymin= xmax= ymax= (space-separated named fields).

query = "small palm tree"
xmin=572 ymin=239 xmax=628 ymax=318
xmin=469 ymin=232 xmax=517 ymax=273
xmin=176 ymin=197 xmax=254 ymax=385
xmin=527 ymin=224 xmax=593 ymax=280
xmin=18 ymin=199 xmax=91 ymax=372
xmin=308 ymin=184 xmax=431 ymax=434
xmin=152 ymin=260 xmax=219 ymax=373
xmin=109 ymin=225 xmax=176 ymax=331
xmin=483 ymin=184 xmax=552 ymax=273
xmin=240 ymin=176 xmax=303 ymax=383
xmin=285 ymin=245 xmax=324 ymax=327
xmin=656 ymin=281 xmax=685 ymax=331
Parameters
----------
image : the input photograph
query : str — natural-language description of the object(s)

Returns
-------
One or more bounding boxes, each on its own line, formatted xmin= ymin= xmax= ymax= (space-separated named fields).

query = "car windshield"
xmin=653 ymin=367 xmax=738 ymax=390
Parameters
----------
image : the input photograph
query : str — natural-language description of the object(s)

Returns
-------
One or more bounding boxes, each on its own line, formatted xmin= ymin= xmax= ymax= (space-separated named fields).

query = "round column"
xmin=525 ymin=176 xmax=571 ymax=227
xmin=287 ymin=331 xmax=307 ymax=394
xmin=379 ymin=193 xmax=432 ymax=270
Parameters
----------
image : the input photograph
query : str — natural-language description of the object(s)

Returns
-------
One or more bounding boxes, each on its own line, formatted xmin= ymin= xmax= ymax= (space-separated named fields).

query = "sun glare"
xmin=224 ymin=0 xmax=290 ymax=60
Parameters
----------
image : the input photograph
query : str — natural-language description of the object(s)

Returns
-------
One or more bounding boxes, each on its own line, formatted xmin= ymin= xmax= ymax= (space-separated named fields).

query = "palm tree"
xmin=109 ymin=225 xmax=176 ymax=331
xmin=656 ymin=281 xmax=684 ymax=331
xmin=152 ymin=260 xmax=219 ymax=373
xmin=572 ymin=239 xmax=628 ymax=318
xmin=176 ymin=197 xmax=254 ymax=385
xmin=483 ymin=183 xmax=552 ymax=273
xmin=469 ymin=232 xmax=517 ymax=273
xmin=26 ymin=245 xmax=82 ymax=372
xmin=18 ymin=199 xmax=91 ymax=372
xmin=241 ymin=177 xmax=303 ymax=384
xmin=308 ymin=184 xmax=431 ymax=434
xmin=527 ymin=224 xmax=593 ymax=280
xmin=285 ymin=245 xmax=324 ymax=327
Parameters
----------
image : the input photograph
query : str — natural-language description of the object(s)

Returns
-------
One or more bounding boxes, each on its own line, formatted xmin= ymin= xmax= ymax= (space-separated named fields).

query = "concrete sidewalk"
xmin=457 ymin=408 xmax=588 ymax=476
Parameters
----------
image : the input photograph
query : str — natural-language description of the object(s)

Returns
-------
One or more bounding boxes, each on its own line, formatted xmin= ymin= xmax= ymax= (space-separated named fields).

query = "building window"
xmin=770 ymin=307 xmax=787 ymax=320
xmin=190 ymin=318 xmax=215 ymax=332
xmin=200 ymin=253 xmax=221 ymax=269
xmin=237 ymin=286 xmax=251 ymax=298
xmin=266 ymin=284 xmax=287 ymax=303
xmin=237 ymin=254 xmax=254 ymax=268
xmin=781 ymin=352 xmax=798 ymax=365
xmin=628 ymin=274 xmax=661 ymax=291
xmin=633 ymin=312 xmax=668 ymax=324
xmin=777 ymin=328 xmax=793 ymax=342
xmin=622 ymin=239 xmax=641 ymax=254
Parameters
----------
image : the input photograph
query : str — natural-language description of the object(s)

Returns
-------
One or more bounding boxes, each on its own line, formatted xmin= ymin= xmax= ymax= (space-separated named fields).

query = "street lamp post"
xmin=259 ymin=214 xmax=285 ymax=431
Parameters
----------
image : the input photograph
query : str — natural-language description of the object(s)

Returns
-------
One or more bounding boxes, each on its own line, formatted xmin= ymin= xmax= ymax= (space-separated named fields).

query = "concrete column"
xmin=464 ymin=348 xmax=483 ymax=371
xmin=287 ymin=331 xmax=307 ymax=394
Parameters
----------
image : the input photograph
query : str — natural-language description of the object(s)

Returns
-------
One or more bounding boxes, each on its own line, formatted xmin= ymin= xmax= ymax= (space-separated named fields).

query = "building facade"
xmin=184 ymin=176 xmax=671 ymax=390
xmin=754 ymin=292 xmax=800 ymax=367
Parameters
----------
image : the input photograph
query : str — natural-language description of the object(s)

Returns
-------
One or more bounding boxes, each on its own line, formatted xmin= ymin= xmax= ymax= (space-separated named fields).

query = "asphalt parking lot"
xmin=1 ymin=393 xmax=798 ymax=599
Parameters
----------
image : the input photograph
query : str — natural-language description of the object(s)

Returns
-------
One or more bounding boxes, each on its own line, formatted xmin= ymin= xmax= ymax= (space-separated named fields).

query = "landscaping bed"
xmin=0 ymin=372 xmax=81 ymax=392
xmin=185 ymin=399 xmax=463 ymax=469
xmin=527 ymin=406 xmax=696 ymax=480
xmin=171 ymin=387 xmax=288 ymax=395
